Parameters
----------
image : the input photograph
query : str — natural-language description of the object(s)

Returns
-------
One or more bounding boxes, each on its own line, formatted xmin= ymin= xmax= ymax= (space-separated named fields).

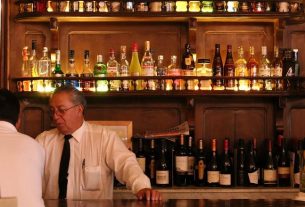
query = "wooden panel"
xmin=284 ymin=98 xmax=305 ymax=138
xmin=290 ymin=32 xmax=305 ymax=76
xmin=196 ymin=22 xmax=274 ymax=63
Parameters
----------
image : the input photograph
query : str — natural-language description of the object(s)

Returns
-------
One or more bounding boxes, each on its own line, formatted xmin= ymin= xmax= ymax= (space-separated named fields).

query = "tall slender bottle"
xmin=292 ymin=49 xmax=300 ymax=76
xmin=181 ymin=43 xmax=195 ymax=70
xmin=156 ymin=139 xmax=170 ymax=187
xmin=21 ymin=46 xmax=31 ymax=91
xmin=81 ymin=50 xmax=94 ymax=91
xmin=187 ymin=136 xmax=195 ymax=185
xmin=195 ymin=139 xmax=206 ymax=186
xmin=294 ymin=139 xmax=302 ymax=188
xmin=146 ymin=139 xmax=156 ymax=185
xmin=53 ymin=49 xmax=64 ymax=88
xmin=66 ymin=50 xmax=80 ymax=89
xmin=224 ymin=45 xmax=235 ymax=90
xmin=129 ymin=43 xmax=142 ymax=90
xmin=277 ymin=137 xmax=291 ymax=186
xmin=272 ymin=47 xmax=283 ymax=90
xmin=94 ymin=54 xmax=108 ymax=92
xmin=107 ymin=49 xmax=120 ymax=91
xmin=258 ymin=46 xmax=272 ymax=90
xmin=29 ymin=40 xmax=38 ymax=91
xmin=247 ymin=46 xmax=259 ymax=90
xmin=136 ymin=138 xmax=146 ymax=173
xmin=119 ymin=45 xmax=130 ymax=91
xmin=207 ymin=138 xmax=220 ymax=186
xmin=235 ymin=46 xmax=249 ymax=91
xmin=156 ymin=55 xmax=167 ymax=90
xmin=263 ymin=139 xmax=277 ymax=187
xmin=38 ymin=47 xmax=51 ymax=91
xmin=237 ymin=139 xmax=247 ymax=186
xmin=219 ymin=138 xmax=232 ymax=187
xmin=212 ymin=44 xmax=224 ymax=89
xmin=175 ymin=134 xmax=188 ymax=186
xmin=247 ymin=139 xmax=259 ymax=186
xmin=141 ymin=41 xmax=155 ymax=90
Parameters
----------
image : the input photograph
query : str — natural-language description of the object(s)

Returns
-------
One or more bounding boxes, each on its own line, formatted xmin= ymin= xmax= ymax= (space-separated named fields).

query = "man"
xmin=0 ymin=88 xmax=45 ymax=207
xmin=36 ymin=85 xmax=161 ymax=200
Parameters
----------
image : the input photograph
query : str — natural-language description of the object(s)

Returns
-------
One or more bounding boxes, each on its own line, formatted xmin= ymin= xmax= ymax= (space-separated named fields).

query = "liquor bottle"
xmin=195 ymin=139 xmax=206 ymax=186
xmin=65 ymin=50 xmax=80 ymax=89
xmin=136 ymin=138 xmax=146 ymax=172
xmin=129 ymin=43 xmax=142 ymax=90
xmin=258 ymin=46 xmax=272 ymax=90
xmin=263 ymin=139 xmax=277 ymax=187
xmin=294 ymin=139 xmax=302 ymax=188
xmin=277 ymin=137 xmax=291 ymax=186
xmin=94 ymin=54 xmax=108 ymax=92
xmin=141 ymin=41 xmax=155 ymax=90
xmin=292 ymin=49 xmax=300 ymax=76
xmin=53 ymin=49 xmax=64 ymax=88
xmin=81 ymin=50 xmax=94 ymax=92
xmin=187 ymin=136 xmax=195 ymax=185
xmin=237 ymin=139 xmax=247 ymax=186
xmin=181 ymin=43 xmax=195 ymax=70
xmin=235 ymin=46 xmax=249 ymax=91
xmin=283 ymin=49 xmax=293 ymax=77
xmin=29 ymin=40 xmax=39 ymax=91
xmin=207 ymin=138 xmax=220 ymax=186
xmin=175 ymin=134 xmax=188 ymax=186
xmin=156 ymin=139 xmax=170 ymax=187
xmin=156 ymin=55 xmax=166 ymax=90
xmin=146 ymin=139 xmax=156 ymax=185
xmin=107 ymin=49 xmax=120 ymax=91
xmin=224 ymin=45 xmax=235 ymax=90
xmin=219 ymin=138 xmax=232 ymax=187
xmin=247 ymin=46 xmax=259 ymax=90
xmin=167 ymin=55 xmax=182 ymax=90
xmin=21 ymin=46 xmax=31 ymax=91
xmin=119 ymin=45 xmax=130 ymax=91
xmin=38 ymin=47 xmax=51 ymax=77
xmin=272 ymin=47 xmax=283 ymax=90
xmin=247 ymin=139 xmax=259 ymax=186
xmin=212 ymin=44 xmax=224 ymax=89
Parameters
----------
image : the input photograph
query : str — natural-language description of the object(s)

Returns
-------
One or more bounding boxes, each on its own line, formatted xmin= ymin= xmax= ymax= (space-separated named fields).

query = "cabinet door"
xmin=284 ymin=98 xmax=305 ymax=138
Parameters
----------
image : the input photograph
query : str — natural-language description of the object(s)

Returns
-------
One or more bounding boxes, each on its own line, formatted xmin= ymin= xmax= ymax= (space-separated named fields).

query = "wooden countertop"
xmin=44 ymin=199 xmax=305 ymax=207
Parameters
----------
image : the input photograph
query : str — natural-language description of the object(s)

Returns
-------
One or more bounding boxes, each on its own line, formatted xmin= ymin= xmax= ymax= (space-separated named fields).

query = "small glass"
xmin=98 ymin=1 xmax=110 ymax=12
xmin=136 ymin=2 xmax=149 ymax=11
xmin=78 ymin=1 xmax=85 ymax=12
xmin=201 ymin=1 xmax=213 ymax=12
xmin=47 ymin=1 xmax=58 ymax=12
xmin=150 ymin=1 xmax=163 ymax=12
xmin=252 ymin=2 xmax=265 ymax=12
xmin=278 ymin=1 xmax=290 ymax=12
xmin=195 ymin=59 xmax=212 ymax=91
xmin=60 ymin=1 xmax=70 ymax=12
xmin=239 ymin=1 xmax=250 ymax=12
xmin=125 ymin=1 xmax=135 ymax=11
xmin=227 ymin=1 xmax=239 ymax=12
xmin=176 ymin=1 xmax=188 ymax=12
xmin=215 ymin=1 xmax=226 ymax=12
xmin=85 ymin=1 xmax=94 ymax=12
xmin=189 ymin=1 xmax=201 ymax=12
xmin=72 ymin=1 xmax=79 ymax=12
xmin=290 ymin=2 xmax=299 ymax=12
xmin=164 ymin=1 xmax=175 ymax=11
xmin=111 ymin=2 xmax=121 ymax=12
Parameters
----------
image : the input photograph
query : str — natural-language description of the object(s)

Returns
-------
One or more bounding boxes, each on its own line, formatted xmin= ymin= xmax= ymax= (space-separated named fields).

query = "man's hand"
xmin=136 ymin=188 xmax=162 ymax=201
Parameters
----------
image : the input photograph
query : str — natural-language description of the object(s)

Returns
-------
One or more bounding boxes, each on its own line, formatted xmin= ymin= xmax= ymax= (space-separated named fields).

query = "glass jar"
xmin=176 ymin=1 xmax=188 ymax=12
xmin=239 ymin=1 xmax=250 ymax=12
xmin=125 ymin=1 xmax=135 ymax=12
xmin=85 ymin=1 xmax=94 ymax=12
xmin=164 ymin=1 xmax=175 ymax=12
xmin=60 ymin=1 xmax=70 ymax=12
xmin=136 ymin=2 xmax=149 ymax=11
xmin=72 ymin=1 xmax=79 ymax=12
xmin=78 ymin=1 xmax=85 ymax=12
xmin=215 ymin=1 xmax=226 ymax=12
xmin=278 ymin=1 xmax=290 ymax=12
xmin=150 ymin=1 xmax=163 ymax=12
xmin=252 ymin=1 xmax=265 ymax=12
xmin=227 ymin=1 xmax=239 ymax=12
xmin=201 ymin=1 xmax=213 ymax=12
xmin=290 ymin=2 xmax=299 ymax=12
xmin=111 ymin=1 xmax=121 ymax=12
xmin=189 ymin=1 xmax=201 ymax=12
xmin=98 ymin=1 xmax=110 ymax=12
xmin=47 ymin=1 xmax=58 ymax=12
xmin=195 ymin=59 xmax=212 ymax=90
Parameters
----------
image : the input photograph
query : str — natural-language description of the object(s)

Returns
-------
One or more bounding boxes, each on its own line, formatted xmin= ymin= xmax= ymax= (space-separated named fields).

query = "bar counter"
xmin=44 ymin=199 xmax=305 ymax=207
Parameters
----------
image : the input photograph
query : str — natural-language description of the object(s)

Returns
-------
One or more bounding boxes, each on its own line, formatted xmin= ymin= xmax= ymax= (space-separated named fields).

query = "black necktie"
xmin=58 ymin=134 xmax=73 ymax=199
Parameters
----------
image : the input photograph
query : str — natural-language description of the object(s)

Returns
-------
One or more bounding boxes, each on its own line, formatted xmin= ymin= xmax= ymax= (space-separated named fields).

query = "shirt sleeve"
xmin=104 ymin=130 xmax=151 ymax=194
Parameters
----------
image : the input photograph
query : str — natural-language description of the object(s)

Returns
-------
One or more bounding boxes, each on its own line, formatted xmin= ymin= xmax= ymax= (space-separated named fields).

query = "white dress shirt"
xmin=0 ymin=121 xmax=45 ymax=207
xmin=36 ymin=121 xmax=151 ymax=199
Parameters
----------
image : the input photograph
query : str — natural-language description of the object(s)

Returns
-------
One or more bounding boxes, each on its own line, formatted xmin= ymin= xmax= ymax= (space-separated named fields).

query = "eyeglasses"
xmin=50 ymin=104 xmax=79 ymax=116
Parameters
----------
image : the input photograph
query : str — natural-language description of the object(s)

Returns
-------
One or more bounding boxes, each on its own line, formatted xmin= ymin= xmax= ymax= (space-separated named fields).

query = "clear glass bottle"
xmin=38 ymin=47 xmax=51 ymax=77
xmin=272 ymin=47 xmax=283 ymax=90
xmin=247 ymin=46 xmax=259 ymax=90
xmin=21 ymin=46 xmax=31 ymax=91
xmin=167 ymin=55 xmax=182 ymax=90
xmin=66 ymin=50 xmax=80 ymax=90
xmin=29 ymin=40 xmax=39 ymax=91
xmin=94 ymin=54 xmax=108 ymax=92
xmin=258 ymin=46 xmax=272 ymax=90
xmin=107 ymin=49 xmax=120 ymax=91
xmin=81 ymin=50 xmax=94 ymax=92
xmin=226 ymin=1 xmax=239 ymax=12
xmin=141 ymin=41 xmax=155 ymax=90
xmin=156 ymin=55 xmax=167 ymax=90
xmin=235 ymin=46 xmax=249 ymax=91
xmin=119 ymin=45 xmax=130 ymax=91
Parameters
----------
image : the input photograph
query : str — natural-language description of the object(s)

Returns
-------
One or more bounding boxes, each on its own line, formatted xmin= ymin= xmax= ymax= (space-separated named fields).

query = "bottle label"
xmin=278 ymin=167 xmax=290 ymax=176
xmin=142 ymin=65 xmax=154 ymax=76
xmin=250 ymin=66 xmax=258 ymax=76
xmin=185 ymin=57 xmax=191 ymax=66
xmin=286 ymin=67 xmax=294 ymax=76
xmin=149 ymin=160 xmax=156 ymax=179
xmin=274 ymin=66 xmax=283 ymax=77
xmin=120 ymin=65 xmax=129 ymax=76
xmin=263 ymin=169 xmax=277 ymax=182
xmin=248 ymin=170 xmax=259 ymax=184
xmin=207 ymin=171 xmax=220 ymax=183
xmin=197 ymin=160 xmax=205 ymax=180
xmin=295 ymin=172 xmax=300 ymax=185
xmin=156 ymin=170 xmax=169 ymax=184
xmin=175 ymin=156 xmax=188 ymax=172
xmin=132 ymin=72 xmax=140 ymax=76
xmin=187 ymin=156 xmax=195 ymax=175
xmin=136 ymin=157 xmax=146 ymax=172
xmin=259 ymin=66 xmax=271 ymax=77
xmin=219 ymin=174 xmax=231 ymax=185
xmin=107 ymin=66 xmax=118 ymax=77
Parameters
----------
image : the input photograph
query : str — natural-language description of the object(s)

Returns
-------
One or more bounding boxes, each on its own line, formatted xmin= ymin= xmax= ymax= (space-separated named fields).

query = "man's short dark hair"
xmin=0 ymin=88 xmax=20 ymax=125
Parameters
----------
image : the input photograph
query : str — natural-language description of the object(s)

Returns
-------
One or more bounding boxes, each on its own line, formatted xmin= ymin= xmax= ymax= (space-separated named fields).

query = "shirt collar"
xmin=0 ymin=121 xmax=17 ymax=133
xmin=70 ymin=121 xmax=86 ymax=143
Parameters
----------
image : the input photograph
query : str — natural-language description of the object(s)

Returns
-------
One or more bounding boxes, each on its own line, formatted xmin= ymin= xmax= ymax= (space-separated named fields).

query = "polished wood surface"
xmin=44 ymin=199 xmax=305 ymax=207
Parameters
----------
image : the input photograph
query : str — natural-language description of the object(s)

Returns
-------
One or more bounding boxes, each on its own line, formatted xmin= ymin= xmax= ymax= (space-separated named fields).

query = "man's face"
xmin=49 ymin=92 xmax=84 ymax=135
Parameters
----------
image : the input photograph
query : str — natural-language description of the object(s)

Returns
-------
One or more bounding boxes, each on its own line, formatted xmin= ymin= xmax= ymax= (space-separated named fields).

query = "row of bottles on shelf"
xmin=18 ymin=0 xmax=303 ymax=14
xmin=19 ymin=40 xmax=300 ymax=92
xmin=132 ymin=135 xmax=305 ymax=188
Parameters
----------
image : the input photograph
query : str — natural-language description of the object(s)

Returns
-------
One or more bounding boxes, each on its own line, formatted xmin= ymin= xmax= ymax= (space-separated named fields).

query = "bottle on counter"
xmin=263 ymin=139 xmax=277 ymax=187
xmin=136 ymin=138 xmax=146 ymax=173
xmin=175 ymin=134 xmax=188 ymax=186
xmin=207 ymin=138 xmax=220 ymax=186
xmin=277 ymin=137 xmax=291 ymax=187
xmin=146 ymin=139 xmax=156 ymax=185
xmin=247 ymin=139 xmax=259 ymax=186
xmin=237 ymin=138 xmax=247 ymax=186
xmin=156 ymin=139 xmax=170 ymax=187
xmin=195 ymin=139 xmax=206 ymax=186
xmin=187 ymin=136 xmax=195 ymax=185
xmin=219 ymin=138 xmax=232 ymax=187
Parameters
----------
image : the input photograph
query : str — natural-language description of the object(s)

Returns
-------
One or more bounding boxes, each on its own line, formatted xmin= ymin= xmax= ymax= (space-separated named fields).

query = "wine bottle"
xmin=181 ymin=43 xmax=195 ymax=70
xmin=277 ymin=137 xmax=291 ymax=187
xmin=212 ymin=44 xmax=224 ymax=88
xmin=263 ymin=139 xmax=277 ymax=187
xmin=146 ymin=139 xmax=156 ymax=185
xmin=207 ymin=138 xmax=220 ymax=186
xmin=219 ymin=138 xmax=232 ymax=187
xmin=175 ymin=134 xmax=188 ymax=186
xmin=247 ymin=139 xmax=259 ymax=186
xmin=156 ymin=139 xmax=170 ymax=187
xmin=136 ymin=138 xmax=146 ymax=173
xmin=294 ymin=139 xmax=302 ymax=188
xmin=195 ymin=139 xmax=206 ymax=186
xmin=224 ymin=45 xmax=235 ymax=90
xmin=237 ymin=138 xmax=247 ymax=186
xmin=187 ymin=136 xmax=195 ymax=185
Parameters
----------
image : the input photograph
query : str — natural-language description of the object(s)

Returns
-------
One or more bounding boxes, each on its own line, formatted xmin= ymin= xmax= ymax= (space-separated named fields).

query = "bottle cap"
xmin=132 ymin=43 xmax=138 ymax=52
xmin=43 ymin=47 xmax=48 ymax=53
xmin=120 ymin=45 xmax=127 ymax=53
xmin=109 ymin=48 xmax=115 ymax=54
